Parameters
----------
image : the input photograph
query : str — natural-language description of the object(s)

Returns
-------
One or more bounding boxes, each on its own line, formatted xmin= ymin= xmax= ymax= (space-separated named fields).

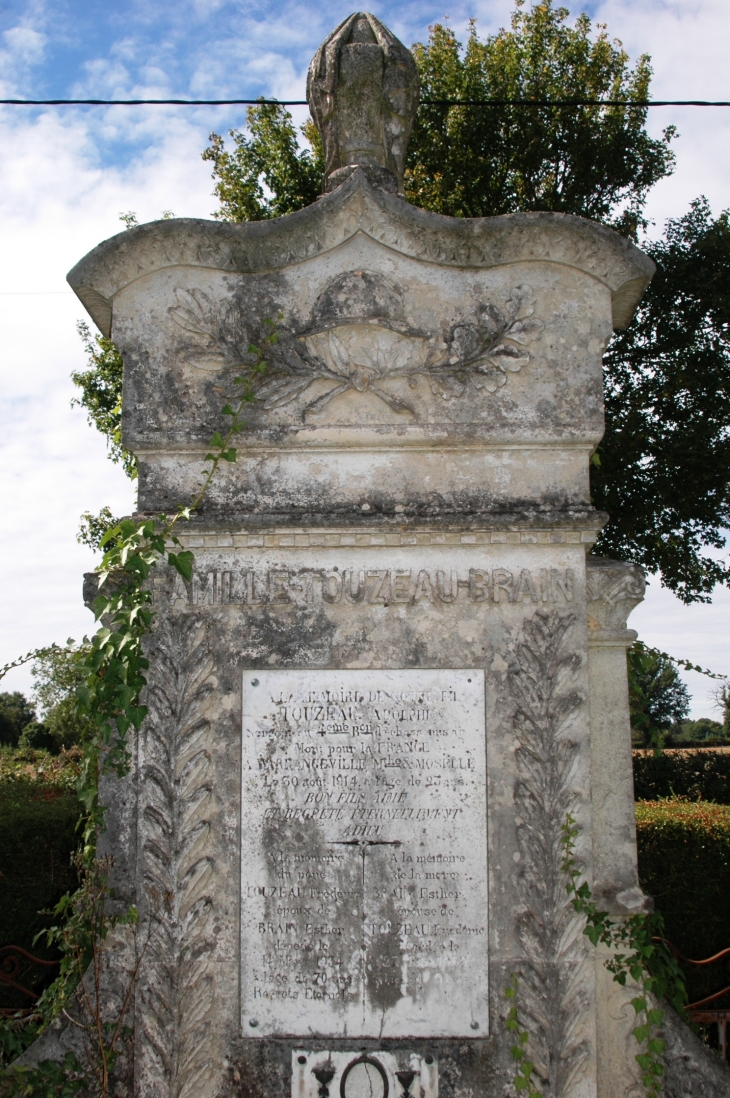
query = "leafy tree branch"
xmin=71 ymin=325 xmax=134 ymax=481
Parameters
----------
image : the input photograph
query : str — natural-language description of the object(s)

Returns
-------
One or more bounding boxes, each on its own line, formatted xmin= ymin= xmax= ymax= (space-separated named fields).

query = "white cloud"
xmin=0 ymin=105 xmax=215 ymax=698
xmin=3 ymin=25 xmax=46 ymax=62
xmin=589 ymin=0 xmax=730 ymax=228
xmin=76 ymin=57 xmax=134 ymax=96
xmin=631 ymin=581 xmax=730 ymax=721
xmin=0 ymin=23 xmax=47 ymax=95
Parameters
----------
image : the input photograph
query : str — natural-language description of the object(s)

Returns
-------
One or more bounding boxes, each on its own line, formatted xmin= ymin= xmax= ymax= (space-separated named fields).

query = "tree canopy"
xmin=30 ymin=642 xmax=94 ymax=752
xmin=201 ymin=108 xmax=323 ymax=222
xmin=0 ymin=691 xmax=36 ymax=748
xmin=406 ymin=8 xmax=674 ymax=232
xmin=595 ymin=199 xmax=730 ymax=598
xmin=71 ymin=0 xmax=730 ymax=605
xmin=627 ymin=644 xmax=691 ymax=748
xmin=72 ymin=322 xmax=135 ymax=480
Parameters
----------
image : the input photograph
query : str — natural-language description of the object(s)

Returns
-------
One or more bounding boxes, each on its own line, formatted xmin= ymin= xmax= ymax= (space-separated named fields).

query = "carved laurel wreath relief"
xmin=138 ymin=618 xmax=217 ymax=1098
xmin=169 ymin=271 xmax=543 ymax=418
xmin=509 ymin=611 xmax=590 ymax=1097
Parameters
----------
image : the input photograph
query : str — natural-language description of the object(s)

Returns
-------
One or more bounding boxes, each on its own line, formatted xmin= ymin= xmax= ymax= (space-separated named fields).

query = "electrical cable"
xmin=1 ymin=97 xmax=729 ymax=107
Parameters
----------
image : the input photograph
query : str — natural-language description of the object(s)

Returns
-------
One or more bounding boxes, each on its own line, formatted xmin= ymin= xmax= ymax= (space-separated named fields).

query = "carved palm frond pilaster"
xmin=137 ymin=618 xmax=216 ymax=1098
xmin=510 ymin=611 xmax=590 ymax=1097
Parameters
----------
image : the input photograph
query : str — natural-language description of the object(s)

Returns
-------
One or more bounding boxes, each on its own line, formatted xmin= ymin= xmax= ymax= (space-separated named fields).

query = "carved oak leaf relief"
xmin=169 ymin=272 xmax=543 ymax=420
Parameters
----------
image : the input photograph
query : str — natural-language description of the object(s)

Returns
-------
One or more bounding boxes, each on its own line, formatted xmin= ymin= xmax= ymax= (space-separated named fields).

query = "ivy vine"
xmin=561 ymin=813 xmax=687 ymax=1098
xmin=505 ymin=815 xmax=688 ymax=1098
xmin=0 ymin=324 xmax=276 ymax=1097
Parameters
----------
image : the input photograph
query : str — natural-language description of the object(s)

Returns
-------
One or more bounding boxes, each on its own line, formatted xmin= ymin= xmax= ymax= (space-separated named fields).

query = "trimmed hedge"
xmin=0 ymin=749 xmax=82 ymax=1010
xmin=633 ymin=749 xmax=730 ymax=804
xmin=636 ymin=799 xmax=730 ymax=1006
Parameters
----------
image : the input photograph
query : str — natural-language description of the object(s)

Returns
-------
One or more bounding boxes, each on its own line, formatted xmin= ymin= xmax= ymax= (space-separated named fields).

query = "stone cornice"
xmin=67 ymin=170 xmax=654 ymax=337
xmin=128 ymin=519 xmax=603 ymax=549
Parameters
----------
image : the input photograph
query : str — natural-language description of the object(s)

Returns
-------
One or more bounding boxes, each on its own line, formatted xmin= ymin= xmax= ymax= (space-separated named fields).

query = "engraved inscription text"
xmin=240 ymin=669 xmax=488 ymax=1038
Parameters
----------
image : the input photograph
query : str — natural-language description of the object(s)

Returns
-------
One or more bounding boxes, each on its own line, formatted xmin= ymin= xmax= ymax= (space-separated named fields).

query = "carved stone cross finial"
xmin=307 ymin=12 xmax=420 ymax=194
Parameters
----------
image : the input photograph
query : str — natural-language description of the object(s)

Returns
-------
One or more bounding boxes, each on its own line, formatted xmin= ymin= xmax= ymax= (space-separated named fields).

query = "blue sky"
xmin=1 ymin=0 xmax=729 ymax=716
xmin=2 ymin=0 xmax=729 ymax=214
xmin=0 ymin=1 xmax=487 ymax=99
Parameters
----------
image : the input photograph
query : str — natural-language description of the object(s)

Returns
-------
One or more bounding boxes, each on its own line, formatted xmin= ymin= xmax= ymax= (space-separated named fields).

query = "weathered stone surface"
xmin=66 ymin=171 xmax=652 ymax=537
xmin=67 ymin=174 xmax=653 ymax=331
xmin=112 ymin=536 xmax=596 ymax=1097
xmin=307 ymin=13 xmax=420 ymax=194
xmin=586 ymin=557 xmax=648 ymax=914
xmin=661 ymin=1004 xmax=730 ymax=1096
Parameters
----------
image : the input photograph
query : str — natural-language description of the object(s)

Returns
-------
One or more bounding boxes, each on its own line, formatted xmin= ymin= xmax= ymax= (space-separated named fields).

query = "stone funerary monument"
xmin=49 ymin=11 xmax=728 ymax=1098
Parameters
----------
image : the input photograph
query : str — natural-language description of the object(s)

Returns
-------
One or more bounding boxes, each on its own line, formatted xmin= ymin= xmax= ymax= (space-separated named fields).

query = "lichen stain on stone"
xmin=362 ymin=847 xmax=404 ymax=1016
xmin=233 ymin=606 xmax=338 ymax=669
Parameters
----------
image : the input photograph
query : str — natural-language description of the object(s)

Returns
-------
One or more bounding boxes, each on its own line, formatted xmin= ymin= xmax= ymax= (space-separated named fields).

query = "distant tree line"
xmin=0 ymin=644 xmax=92 ymax=754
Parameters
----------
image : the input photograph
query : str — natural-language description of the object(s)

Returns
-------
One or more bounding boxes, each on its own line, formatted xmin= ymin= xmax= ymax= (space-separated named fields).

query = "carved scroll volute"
xmin=586 ymin=557 xmax=646 ymax=640
xmin=307 ymin=12 xmax=420 ymax=194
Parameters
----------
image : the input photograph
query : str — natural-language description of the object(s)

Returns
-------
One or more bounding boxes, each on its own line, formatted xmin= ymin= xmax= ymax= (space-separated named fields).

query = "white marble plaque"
xmin=240 ymin=669 xmax=488 ymax=1038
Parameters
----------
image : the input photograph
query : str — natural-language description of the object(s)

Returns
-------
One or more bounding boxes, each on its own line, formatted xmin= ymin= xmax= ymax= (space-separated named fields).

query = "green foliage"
xmin=504 ymin=975 xmax=542 ymax=1094
xmin=1 ymin=858 xmax=140 ymax=1095
xmin=202 ymin=102 xmax=324 ymax=222
xmin=35 ymin=856 xmax=138 ymax=1056
xmin=42 ymin=699 xmax=89 ymax=753
xmin=562 ymin=814 xmax=687 ymax=1098
xmin=593 ymin=198 xmax=730 ymax=601
xmin=627 ymin=643 xmax=691 ymax=748
xmin=31 ymin=642 xmax=95 ymax=753
xmin=0 ymin=662 xmax=93 ymax=755
xmin=635 ymin=799 xmax=730 ymax=1007
xmin=0 ymin=745 xmax=81 ymax=789
xmin=71 ymin=323 xmax=135 ymax=481
xmin=77 ymin=508 xmax=122 ymax=555
xmin=407 ymin=5 xmax=674 ymax=231
xmin=665 ymin=718 xmax=727 ymax=747
xmin=17 ymin=722 xmax=55 ymax=752
xmin=0 ymin=693 xmax=37 ymax=748
xmin=1 ymin=1051 xmax=88 ymax=1097
xmin=633 ymin=746 xmax=730 ymax=804
xmin=720 ymin=685 xmax=730 ymax=736
xmin=0 ymin=649 xmax=97 ymax=757
xmin=0 ymin=771 xmax=81 ymax=1011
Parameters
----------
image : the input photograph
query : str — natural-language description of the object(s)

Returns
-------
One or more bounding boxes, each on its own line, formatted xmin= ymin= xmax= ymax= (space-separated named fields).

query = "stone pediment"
xmin=68 ymin=168 xmax=653 ymax=338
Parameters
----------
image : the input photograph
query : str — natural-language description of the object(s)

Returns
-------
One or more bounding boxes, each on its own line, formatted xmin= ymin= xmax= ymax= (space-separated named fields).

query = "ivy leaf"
xmin=168 ymin=550 xmax=194 ymax=580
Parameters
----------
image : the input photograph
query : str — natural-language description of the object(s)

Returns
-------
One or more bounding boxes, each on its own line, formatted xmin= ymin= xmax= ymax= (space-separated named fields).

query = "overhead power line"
xmin=1 ymin=97 xmax=730 ymax=107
